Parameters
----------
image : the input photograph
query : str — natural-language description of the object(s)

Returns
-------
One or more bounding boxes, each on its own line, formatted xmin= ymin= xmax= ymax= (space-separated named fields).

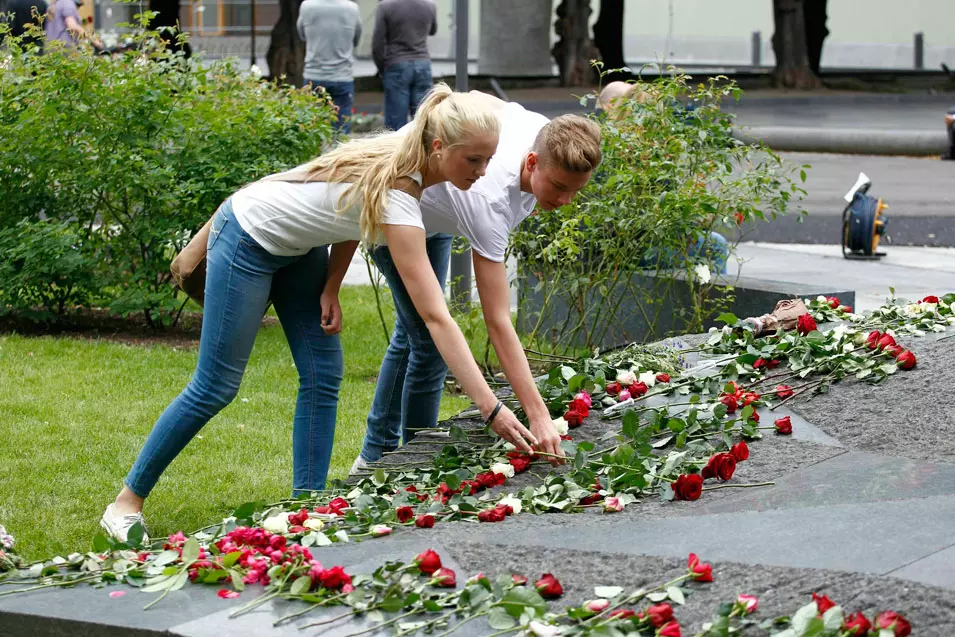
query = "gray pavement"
xmin=743 ymin=151 xmax=955 ymax=246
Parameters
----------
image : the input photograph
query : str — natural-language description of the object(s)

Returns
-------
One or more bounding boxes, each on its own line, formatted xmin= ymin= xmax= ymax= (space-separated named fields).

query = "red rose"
xmin=876 ymin=334 xmax=896 ymax=350
xmin=511 ymin=574 xmax=528 ymax=585
xmin=734 ymin=212 xmax=745 ymax=225
xmin=317 ymin=565 xmax=351 ymax=590
xmin=768 ymin=359 xmax=780 ymax=368
xmin=605 ymin=382 xmax=622 ymax=396
xmin=288 ymin=508 xmax=308 ymax=526
xmin=826 ymin=296 xmax=840 ymax=309
xmin=730 ymin=441 xmax=749 ymax=462
xmin=570 ymin=398 xmax=590 ymax=417
xmin=645 ymin=602 xmax=674 ymax=627
xmin=477 ymin=505 xmax=511 ymax=523
xmin=753 ymin=358 xmax=768 ymax=369
xmin=671 ymin=474 xmax=703 ymax=501
xmin=884 ymin=344 xmax=904 ymax=358
xmin=812 ymin=592 xmax=836 ymax=613
xmin=897 ymin=350 xmax=917 ymax=370
xmin=656 ymin=373 xmax=671 ymax=383
xmin=748 ymin=410 xmax=760 ymax=424
xmin=776 ymin=385 xmax=794 ymax=399
xmin=509 ymin=455 xmax=532 ymax=474
xmin=866 ymin=330 xmax=882 ymax=349
xmin=415 ymin=514 xmax=435 ymax=528
xmin=564 ymin=409 xmax=584 ymax=428
xmin=842 ymin=306 xmax=853 ymax=313
xmin=843 ymin=612 xmax=872 ymax=635
xmin=432 ymin=567 xmax=456 ymax=588
xmin=396 ymin=506 xmax=414 ymax=523
xmin=702 ymin=453 xmax=736 ymax=481
xmin=921 ymin=295 xmax=940 ymax=304
xmin=629 ymin=382 xmax=649 ymax=397
xmin=610 ymin=609 xmax=636 ymax=619
xmin=740 ymin=391 xmax=760 ymax=407
xmin=774 ymin=416 xmax=793 ymax=435
xmin=579 ymin=492 xmax=603 ymax=505
xmin=658 ymin=620 xmax=682 ymax=637
xmin=737 ymin=594 xmax=758 ymax=614
xmin=874 ymin=611 xmax=911 ymax=637
xmin=535 ymin=573 xmax=563 ymax=598
xmin=720 ymin=395 xmax=738 ymax=414
xmin=687 ymin=553 xmax=713 ymax=582
xmin=414 ymin=549 xmax=442 ymax=575
xmin=797 ymin=313 xmax=817 ymax=335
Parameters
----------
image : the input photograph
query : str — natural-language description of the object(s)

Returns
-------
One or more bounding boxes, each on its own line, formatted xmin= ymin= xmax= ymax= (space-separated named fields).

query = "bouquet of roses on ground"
xmin=0 ymin=524 xmax=21 ymax=573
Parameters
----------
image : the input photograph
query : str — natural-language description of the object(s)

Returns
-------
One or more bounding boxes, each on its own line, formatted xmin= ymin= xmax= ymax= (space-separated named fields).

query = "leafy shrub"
xmin=0 ymin=219 xmax=98 ymax=321
xmin=510 ymin=71 xmax=807 ymax=353
xmin=0 ymin=18 xmax=338 ymax=327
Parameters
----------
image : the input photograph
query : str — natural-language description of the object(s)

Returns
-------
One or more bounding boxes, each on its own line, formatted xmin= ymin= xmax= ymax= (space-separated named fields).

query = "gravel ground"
xmin=789 ymin=333 xmax=955 ymax=465
xmin=445 ymin=544 xmax=955 ymax=636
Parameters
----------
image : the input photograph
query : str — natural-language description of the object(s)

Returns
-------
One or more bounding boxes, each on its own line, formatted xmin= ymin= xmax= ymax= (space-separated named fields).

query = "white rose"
xmin=498 ymin=494 xmax=523 ymax=515
xmin=249 ymin=64 xmax=263 ymax=78
xmin=0 ymin=524 xmax=13 ymax=550
xmin=638 ymin=371 xmax=656 ymax=388
xmin=303 ymin=518 xmax=325 ymax=531
xmin=816 ymin=295 xmax=828 ymax=303
xmin=693 ymin=263 xmax=711 ymax=284
xmin=262 ymin=512 xmax=290 ymax=535
xmin=552 ymin=416 xmax=569 ymax=435
xmin=616 ymin=370 xmax=637 ymax=386
xmin=490 ymin=462 xmax=516 ymax=479
xmin=370 ymin=524 xmax=392 ymax=537
xmin=335 ymin=530 xmax=350 ymax=543
xmin=529 ymin=621 xmax=562 ymax=637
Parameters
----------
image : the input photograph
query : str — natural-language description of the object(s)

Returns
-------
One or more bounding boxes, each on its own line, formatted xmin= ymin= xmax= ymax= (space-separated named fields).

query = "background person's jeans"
xmin=306 ymin=79 xmax=354 ymax=134
xmin=640 ymin=231 xmax=730 ymax=275
xmin=124 ymin=200 xmax=344 ymax=497
xmin=381 ymin=59 xmax=433 ymax=131
xmin=359 ymin=234 xmax=452 ymax=462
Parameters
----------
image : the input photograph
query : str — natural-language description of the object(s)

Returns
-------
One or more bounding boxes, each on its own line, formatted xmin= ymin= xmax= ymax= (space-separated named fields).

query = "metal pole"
xmin=751 ymin=31 xmax=761 ymax=68
xmin=250 ymin=0 xmax=257 ymax=67
xmin=914 ymin=32 xmax=924 ymax=70
xmin=449 ymin=0 xmax=472 ymax=309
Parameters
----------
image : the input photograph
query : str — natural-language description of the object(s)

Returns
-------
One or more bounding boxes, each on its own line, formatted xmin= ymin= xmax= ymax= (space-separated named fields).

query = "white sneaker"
xmin=349 ymin=455 xmax=370 ymax=475
xmin=100 ymin=503 xmax=150 ymax=544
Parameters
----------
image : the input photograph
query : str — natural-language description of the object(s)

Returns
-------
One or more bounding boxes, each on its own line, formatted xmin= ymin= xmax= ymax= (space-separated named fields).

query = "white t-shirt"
xmin=230 ymin=173 xmax=424 ymax=256
xmin=419 ymin=101 xmax=549 ymax=262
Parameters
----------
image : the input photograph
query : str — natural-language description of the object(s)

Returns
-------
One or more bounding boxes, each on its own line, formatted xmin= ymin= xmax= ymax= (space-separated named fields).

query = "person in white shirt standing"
xmin=354 ymin=94 xmax=602 ymax=471
xmin=298 ymin=0 xmax=362 ymax=133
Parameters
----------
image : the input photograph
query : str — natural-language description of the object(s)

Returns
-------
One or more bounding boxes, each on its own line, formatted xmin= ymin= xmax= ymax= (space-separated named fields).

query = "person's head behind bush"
xmin=306 ymin=83 xmax=501 ymax=244
xmin=524 ymin=114 xmax=602 ymax=210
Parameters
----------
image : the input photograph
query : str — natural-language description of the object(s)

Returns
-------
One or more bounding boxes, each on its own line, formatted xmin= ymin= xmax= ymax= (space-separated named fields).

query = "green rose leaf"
xmin=181 ymin=537 xmax=200 ymax=564
xmin=488 ymin=606 xmax=517 ymax=629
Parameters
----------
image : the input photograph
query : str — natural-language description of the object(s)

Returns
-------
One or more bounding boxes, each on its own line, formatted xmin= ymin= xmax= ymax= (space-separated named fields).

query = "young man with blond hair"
xmin=353 ymin=94 xmax=602 ymax=471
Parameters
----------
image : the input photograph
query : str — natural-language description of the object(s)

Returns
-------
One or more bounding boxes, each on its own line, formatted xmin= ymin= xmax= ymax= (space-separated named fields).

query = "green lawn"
xmin=0 ymin=286 xmax=470 ymax=561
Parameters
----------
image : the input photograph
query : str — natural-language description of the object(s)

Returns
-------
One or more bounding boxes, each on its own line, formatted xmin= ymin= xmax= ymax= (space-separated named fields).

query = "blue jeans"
xmin=640 ymin=231 xmax=729 ymax=275
xmin=306 ymin=79 xmax=354 ymax=134
xmin=382 ymin=59 xmax=433 ymax=131
xmin=359 ymin=234 xmax=453 ymax=461
xmin=125 ymin=200 xmax=344 ymax=497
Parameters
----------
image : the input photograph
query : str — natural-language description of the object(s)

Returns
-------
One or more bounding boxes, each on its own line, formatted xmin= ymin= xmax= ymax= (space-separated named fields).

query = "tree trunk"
xmin=266 ymin=0 xmax=304 ymax=86
xmin=771 ymin=0 xmax=821 ymax=89
xmin=552 ymin=0 xmax=597 ymax=87
xmin=592 ymin=0 xmax=627 ymax=83
xmin=148 ymin=0 xmax=191 ymax=57
xmin=803 ymin=0 xmax=828 ymax=75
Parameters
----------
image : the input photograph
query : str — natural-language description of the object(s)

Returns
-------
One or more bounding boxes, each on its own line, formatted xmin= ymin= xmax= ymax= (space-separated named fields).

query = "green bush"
xmin=511 ymin=71 xmax=807 ymax=352
xmin=0 ymin=19 xmax=338 ymax=327
xmin=0 ymin=219 xmax=98 ymax=321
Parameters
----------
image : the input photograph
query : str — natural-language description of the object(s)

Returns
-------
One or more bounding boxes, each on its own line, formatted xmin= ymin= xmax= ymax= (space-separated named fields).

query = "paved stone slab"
xmin=432 ymin=494 xmax=955 ymax=586
xmin=889 ymin=544 xmax=955 ymax=590
xmin=699 ymin=451 xmax=955 ymax=514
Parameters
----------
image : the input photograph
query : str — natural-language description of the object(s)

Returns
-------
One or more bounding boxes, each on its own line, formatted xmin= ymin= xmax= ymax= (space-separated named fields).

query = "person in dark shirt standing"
xmin=372 ymin=0 xmax=437 ymax=130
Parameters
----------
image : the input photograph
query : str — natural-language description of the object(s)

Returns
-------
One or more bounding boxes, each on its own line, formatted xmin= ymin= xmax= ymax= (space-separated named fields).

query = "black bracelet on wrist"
xmin=485 ymin=401 xmax=504 ymax=426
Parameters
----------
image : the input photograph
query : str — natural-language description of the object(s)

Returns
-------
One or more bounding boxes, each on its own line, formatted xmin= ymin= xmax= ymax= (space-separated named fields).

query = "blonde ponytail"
xmin=300 ymin=83 xmax=500 ymax=245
